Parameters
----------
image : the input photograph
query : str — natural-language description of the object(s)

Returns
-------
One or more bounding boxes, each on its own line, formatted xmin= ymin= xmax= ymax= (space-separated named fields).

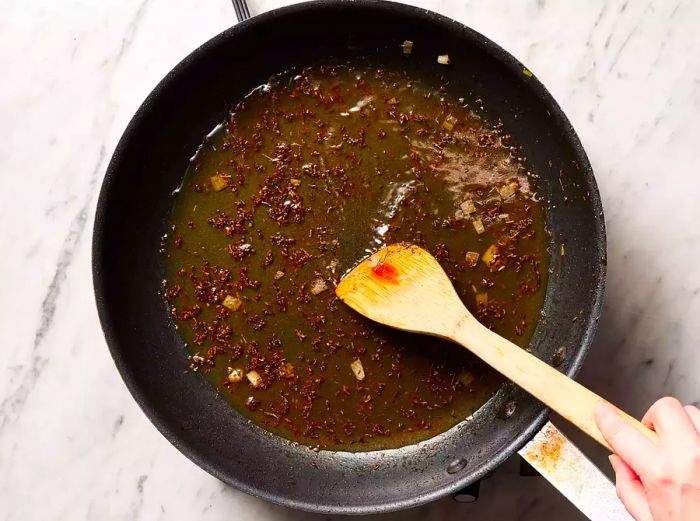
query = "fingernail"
xmin=608 ymin=454 xmax=618 ymax=471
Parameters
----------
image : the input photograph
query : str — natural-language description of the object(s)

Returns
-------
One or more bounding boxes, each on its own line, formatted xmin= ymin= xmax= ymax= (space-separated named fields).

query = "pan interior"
xmin=94 ymin=0 xmax=605 ymax=513
xmin=162 ymin=57 xmax=550 ymax=451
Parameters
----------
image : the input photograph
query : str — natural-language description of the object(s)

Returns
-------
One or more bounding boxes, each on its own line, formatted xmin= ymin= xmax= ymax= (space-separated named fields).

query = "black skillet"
xmin=93 ymin=0 xmax=605 ymax=513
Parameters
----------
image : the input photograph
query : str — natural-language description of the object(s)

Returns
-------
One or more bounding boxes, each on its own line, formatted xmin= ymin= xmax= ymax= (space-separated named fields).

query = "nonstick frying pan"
xmin=93 ymin=0 xmax=607 ymax=514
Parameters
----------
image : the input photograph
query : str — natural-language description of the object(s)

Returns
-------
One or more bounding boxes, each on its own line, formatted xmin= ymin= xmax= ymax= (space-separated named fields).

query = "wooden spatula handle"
xmin=452 ymin=314 xmax=659 ymax=450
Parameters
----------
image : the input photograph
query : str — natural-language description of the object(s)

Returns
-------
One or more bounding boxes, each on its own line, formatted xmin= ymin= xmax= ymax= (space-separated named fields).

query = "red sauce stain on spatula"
xmin=371 ymin=261 xmax=400 ymax=284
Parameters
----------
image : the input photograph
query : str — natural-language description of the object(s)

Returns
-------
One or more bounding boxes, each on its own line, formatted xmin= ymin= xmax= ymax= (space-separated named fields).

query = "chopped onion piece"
xmin=475 ymin=292 xmax=488 ymax=306
xmin=290 ymin=178 xmax=301 ymax=187
xmin=460 ymin=200 xmax=476 ymax=215
xmin=246 ymin=370 xmax=263 ymax=388
xmin=279 ymin=362 xmax=295 ymax=379
xmin=274 ymin=270 xmax=285 ymax=280
xmin=560 ymin=244 xmax=566 ymax=256
xmin=499 ymin=182 xmax=518 ymax=199
xmin=310 ymin=278 xmax=328 ymax=295
xmin=210 ymin=175 xmax=229 ymax=191
xmin=459 ymin=370 xmax=474 ymax=386
xmin=387 ymin=97 xmax=400 ymax=105
xmin=328 ymin=259 xmax=339 ymax=273
xmin=223 ymin=295 xmax=243 ymax=311
xmin=442 ymin=114 xmax=458 ymax=131
xmin=437 ymin=54 xmax=451 ymax=65
xmin=228 ymin=367 xmax=243 ymax=383
xmin=465 ymin=251 xmax=479 ymax=268
xmin=402 ymin=40 xmax=413 ymax=54
xmin=481 ymin=244 xmax=498 ymax=266
xmin=472 ymin=218 xmax=485 ymax=235
xmin=350 ymin=358 xmax=365 ymax=381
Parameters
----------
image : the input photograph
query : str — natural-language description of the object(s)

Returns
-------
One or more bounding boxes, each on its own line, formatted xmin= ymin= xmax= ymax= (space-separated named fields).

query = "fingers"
xmin=642 ymin=397 xmax=699 ymax=442
xmin=684 ymin=405 xmax=700 ymax=433
xmin=600 ymin=399 xmax=700 ymax=521
xmin=680 ymin=479 xmax=700 ymax=521
xmin=596 ymin=402 xmax=658 ymax=475
xmin=609 ymin=455 xmax=653 ymax=521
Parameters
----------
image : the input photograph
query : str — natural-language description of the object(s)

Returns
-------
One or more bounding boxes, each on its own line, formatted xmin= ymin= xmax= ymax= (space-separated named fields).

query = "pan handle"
xmin=518 ymin=421 xmax=633 ymax=520
xmin=231 ymin=0 xmax=252 ymax=22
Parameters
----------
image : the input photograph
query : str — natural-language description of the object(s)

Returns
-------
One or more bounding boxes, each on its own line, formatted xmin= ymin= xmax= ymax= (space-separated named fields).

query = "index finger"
xmin=595 ymin=402 xmax=659 ymax=476
xmin=641 ymin=397 xmax=699 ymax=444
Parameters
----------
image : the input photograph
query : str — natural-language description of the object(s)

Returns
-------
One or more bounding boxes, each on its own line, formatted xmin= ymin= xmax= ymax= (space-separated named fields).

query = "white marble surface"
xmin=1 ymin=0 xmax=699 ymax=519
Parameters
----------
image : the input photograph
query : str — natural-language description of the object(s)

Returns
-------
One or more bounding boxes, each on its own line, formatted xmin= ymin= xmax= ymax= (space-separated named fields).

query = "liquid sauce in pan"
xmin=163 ymin=61 xmax=549 ymax=450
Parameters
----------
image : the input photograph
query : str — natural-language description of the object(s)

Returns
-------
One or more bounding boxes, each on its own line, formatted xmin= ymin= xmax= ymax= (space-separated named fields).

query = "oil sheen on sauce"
xmin=163 ymin=61 xmax=549 ymax=451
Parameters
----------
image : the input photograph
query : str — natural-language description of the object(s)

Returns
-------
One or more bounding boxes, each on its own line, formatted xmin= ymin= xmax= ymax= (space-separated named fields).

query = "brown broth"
xmin=163 ymin=61 xmax=549 ymax=451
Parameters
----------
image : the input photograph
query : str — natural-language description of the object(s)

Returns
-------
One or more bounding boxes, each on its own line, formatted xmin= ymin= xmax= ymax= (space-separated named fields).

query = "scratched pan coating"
xmin=93 ymin=0 xmax=605 ymax=513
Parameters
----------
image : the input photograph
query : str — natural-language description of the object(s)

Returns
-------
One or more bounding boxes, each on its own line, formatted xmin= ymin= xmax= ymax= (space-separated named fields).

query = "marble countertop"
xmin=2 ymin=0 xmax=699 ymax=519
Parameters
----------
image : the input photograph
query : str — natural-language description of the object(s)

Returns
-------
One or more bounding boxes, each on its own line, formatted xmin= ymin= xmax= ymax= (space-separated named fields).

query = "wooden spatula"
xmin=335 ymin=243 xmax=657 ymax=450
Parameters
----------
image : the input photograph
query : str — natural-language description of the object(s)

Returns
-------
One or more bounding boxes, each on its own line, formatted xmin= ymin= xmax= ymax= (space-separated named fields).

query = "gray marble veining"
xmin=1 ymin=0 xmax=699 ymax=519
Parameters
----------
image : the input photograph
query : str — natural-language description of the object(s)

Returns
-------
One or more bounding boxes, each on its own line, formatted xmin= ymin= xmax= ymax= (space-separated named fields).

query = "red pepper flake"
xmin=165 ymin=284 xmax=181 ymax=300
xmin=246 ymin=314 xmax=267 ymax=331
xmin=262 ymin=249 xmax=274 ymax=268
xmin=229 ymin=239 xmax=255 ymax=261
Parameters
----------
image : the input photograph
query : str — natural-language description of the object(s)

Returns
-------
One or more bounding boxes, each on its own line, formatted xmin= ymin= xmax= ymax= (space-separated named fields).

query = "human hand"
xmin=595 ymin=398 xmax=700 ymax=521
